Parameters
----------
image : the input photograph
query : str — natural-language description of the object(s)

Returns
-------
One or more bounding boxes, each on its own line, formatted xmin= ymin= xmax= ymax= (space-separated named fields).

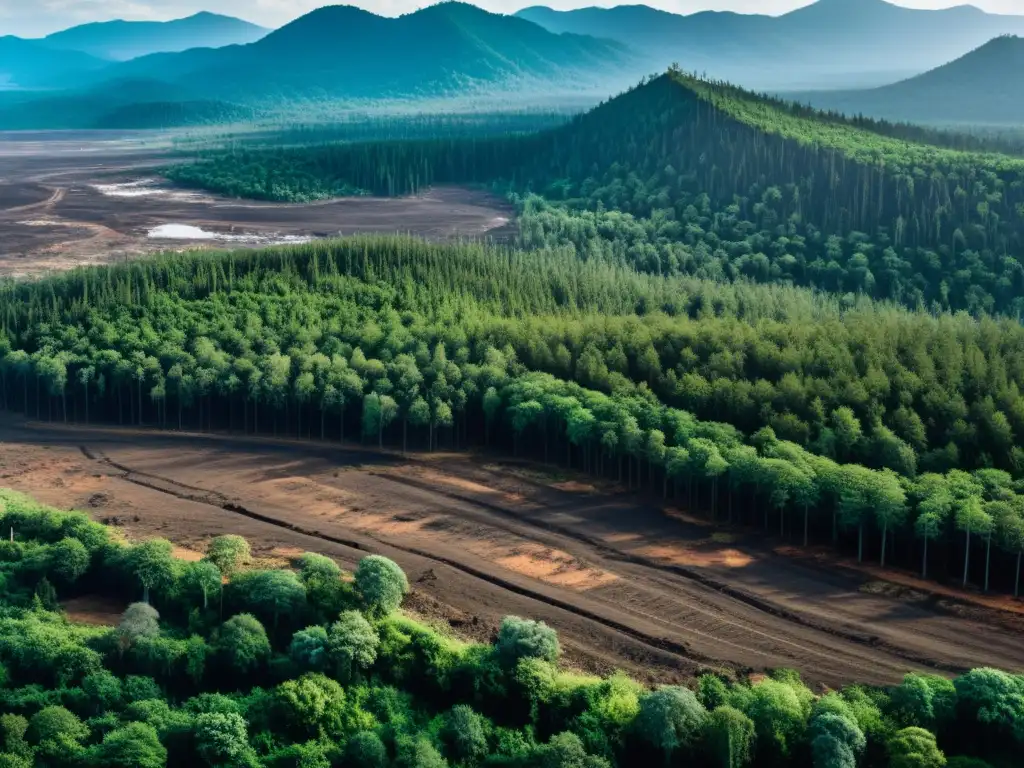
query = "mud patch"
xmin=637 ymin=543 xmax=754 ymax=569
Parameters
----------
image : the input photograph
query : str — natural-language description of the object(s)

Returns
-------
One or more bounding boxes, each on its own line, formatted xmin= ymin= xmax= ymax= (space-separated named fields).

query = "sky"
xmin=2 ymin=0 xmax=1022 ymax=37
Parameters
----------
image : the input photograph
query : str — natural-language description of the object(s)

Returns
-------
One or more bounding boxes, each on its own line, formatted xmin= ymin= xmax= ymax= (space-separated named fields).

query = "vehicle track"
xmin=379 ymin=472 xmax=959 ymax=674
xmin=78 ymin=445 xmax=713 ymax=669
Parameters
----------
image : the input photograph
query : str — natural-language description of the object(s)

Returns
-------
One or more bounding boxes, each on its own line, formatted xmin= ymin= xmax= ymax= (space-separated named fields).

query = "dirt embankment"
xmin=2 ymin=418 xmax=1023 ymax=688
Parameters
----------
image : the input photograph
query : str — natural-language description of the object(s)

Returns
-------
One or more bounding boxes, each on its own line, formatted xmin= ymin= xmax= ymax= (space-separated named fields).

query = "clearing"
xmin=1 ymin=416 xmax=1023 ymax=687
xmin=0 ymin=131 xmax=513 ymax=277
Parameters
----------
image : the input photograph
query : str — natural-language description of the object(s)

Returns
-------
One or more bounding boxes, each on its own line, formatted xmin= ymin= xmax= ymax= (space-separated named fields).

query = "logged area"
xmin=0 ymin=132 xmax=512 ymax=277
xmin=2 ymin=417 xmax=1023 ymax=688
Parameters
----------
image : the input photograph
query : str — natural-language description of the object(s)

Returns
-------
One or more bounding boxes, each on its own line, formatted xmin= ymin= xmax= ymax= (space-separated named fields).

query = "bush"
xmin=495 ymin=616 xmax=560 ymax=667
xmin=355 ymin=556 xmax=409 ymax=616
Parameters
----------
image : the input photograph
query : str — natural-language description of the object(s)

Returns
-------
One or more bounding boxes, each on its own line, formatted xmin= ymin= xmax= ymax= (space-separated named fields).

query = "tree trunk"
xmin=984 ymin=534 xmax=992 ymax=593
xmin=1011 ymin=552 xmax=1019 ymax=602
xmin=403 ymin=417 xmax=408 ymax=456
xmin=321 ymin=409 xmax=326 ymax=441
xmin=963 ymin=527 xmax=971 ymax=588
xmin=857 ymin=523 xmax=864 ymax=563
xmin=881 ymin=523 xmax=888 ymax=568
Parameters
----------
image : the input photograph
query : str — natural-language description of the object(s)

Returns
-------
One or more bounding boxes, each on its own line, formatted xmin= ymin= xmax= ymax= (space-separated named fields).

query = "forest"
xmin=3 ymin=238 xmax=1024 ymax=597
xmin=0 ymin=488 xmax=1022 ymax=768
xmin=167 ymin=70 xmax=1024 ymax=316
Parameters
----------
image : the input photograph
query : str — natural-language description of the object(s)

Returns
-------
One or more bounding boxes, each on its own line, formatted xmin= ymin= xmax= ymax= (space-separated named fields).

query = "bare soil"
xmin=0 ymin=131 xmax=514 ymax=277
xmin=2 ymin=416 xmax=1023 ymax=688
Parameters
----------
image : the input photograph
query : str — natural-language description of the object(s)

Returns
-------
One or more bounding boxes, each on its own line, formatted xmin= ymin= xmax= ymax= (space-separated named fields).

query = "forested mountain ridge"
xmin=788 ymin=35 xmax=1024 ymax=125
xmin=0 ymin=4 xmax=635 ymax=128
xmin=516 ymin=0 xmax=1024 ymax=90
xmin=170 ymin=70 xmax=1024 ymax=318
xmin=39 ymin=12 xmax=268 ymax=61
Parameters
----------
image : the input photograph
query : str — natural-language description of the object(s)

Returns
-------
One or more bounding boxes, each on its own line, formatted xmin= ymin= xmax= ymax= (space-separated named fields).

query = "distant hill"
xmin=787 ymin=36 xmax=1024 ymax=125
xmin=40 ymin=12 xmax=268 ymax=61
xmin=516 ymin=0 xmax=1024 ymax=90
xmin=0 ymin=36 xmax=108 ymax=89
xmin=0 ymin=3 xmax=634 ymax=128
xmin=107 ymin=3 xmax=635 ymax=100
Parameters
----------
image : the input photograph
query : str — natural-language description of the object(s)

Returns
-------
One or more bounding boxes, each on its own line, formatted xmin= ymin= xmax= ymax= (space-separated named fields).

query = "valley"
xmin=1 ymin=2 xmax=1024 ymax=767
xmin=0 ymin=133 xmax=512 ymax=276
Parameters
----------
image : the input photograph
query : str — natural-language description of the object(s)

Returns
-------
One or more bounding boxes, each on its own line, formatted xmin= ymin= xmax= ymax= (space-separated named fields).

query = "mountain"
xmin=0 ymin=36 xmax=108 ymax=89
xmin=0 ymin=4 xmax=635 ymax=128
xmin=786 ymin=35 xmax=1024 ymax=125
xmin=40 ymin=12 xmax=268 ymax=61
xmin=516 ymin=0 xmax=1024 ymax=90
xmin=70 ymin=4 xmax=634 ymax=100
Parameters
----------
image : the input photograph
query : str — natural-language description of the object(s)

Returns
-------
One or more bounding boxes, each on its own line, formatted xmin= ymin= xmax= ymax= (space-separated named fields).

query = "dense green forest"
xmin=167 ymin=70 xmax=1024 ymax=316
xmin=0 ymin=489 xmax=1022 ymax=768
xmin=3 ymin=238 xmax=1024 ymax=596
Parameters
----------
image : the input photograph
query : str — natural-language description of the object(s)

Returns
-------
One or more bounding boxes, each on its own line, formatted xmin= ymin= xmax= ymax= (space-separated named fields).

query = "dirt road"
xmin=1 ymin=418 xmax=1022 ymax=688
xmin=0 ymin=131 xmax=513 ymax=277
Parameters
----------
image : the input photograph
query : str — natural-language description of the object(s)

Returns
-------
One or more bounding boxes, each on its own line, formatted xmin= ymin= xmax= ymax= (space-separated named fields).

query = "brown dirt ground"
xmin=0 ymin=132 xmax=514 ymax=277
xmin=2 ymin=416 xmax=1024 ymax=688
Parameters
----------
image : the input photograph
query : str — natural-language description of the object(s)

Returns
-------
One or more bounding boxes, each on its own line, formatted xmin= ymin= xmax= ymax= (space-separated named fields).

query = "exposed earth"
xmin=1 ymin=416 xmax=1023 ymax=689
xmin=0 ymin=130 xmax=514 ymax=277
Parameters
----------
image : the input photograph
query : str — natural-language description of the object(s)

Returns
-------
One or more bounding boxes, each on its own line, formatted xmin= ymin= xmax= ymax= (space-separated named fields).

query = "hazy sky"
xmin=3 ymin=0 xmax=1022 ymax=36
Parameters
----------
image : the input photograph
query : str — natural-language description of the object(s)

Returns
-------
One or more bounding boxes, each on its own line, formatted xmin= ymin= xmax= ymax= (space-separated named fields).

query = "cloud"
xmin=0 ymin=0 xmax=1020 ymax=37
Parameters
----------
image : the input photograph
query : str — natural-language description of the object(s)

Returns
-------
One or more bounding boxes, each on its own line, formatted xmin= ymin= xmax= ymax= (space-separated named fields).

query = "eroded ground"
xmin=0 ymin=131 xmax=513 ymax=277
xmin=1 ymin=417 xmax=1023 ymax=688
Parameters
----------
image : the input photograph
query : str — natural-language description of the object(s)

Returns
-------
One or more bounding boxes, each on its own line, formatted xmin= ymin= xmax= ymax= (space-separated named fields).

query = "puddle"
xmin=91 ymin=179 xmax=210 ymax=202
xmin=147 ymin=223 xmax=313 ymax=244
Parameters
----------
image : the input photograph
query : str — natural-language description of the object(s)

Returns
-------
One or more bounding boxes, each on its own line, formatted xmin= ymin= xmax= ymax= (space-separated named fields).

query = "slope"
xmin=94 ymin=3 xmax=635 ymax=100
xmin=788 ymin=35 xmax=1024 ymax=125
xmin=40 ymin=12 xmax=269 ymax=61
xmin=516 ymin=0 xmax=1024 ymax=90
xmin=170 ymin=69 xmax=1024 ymax=319
xmin=0 ymin=36 xmax=109 ymax=89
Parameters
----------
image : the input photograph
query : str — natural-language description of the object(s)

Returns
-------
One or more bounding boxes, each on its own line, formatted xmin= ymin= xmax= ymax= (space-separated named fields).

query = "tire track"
xmin=79 ymin=445 xmax=712 ymax=669
xmin=378 ymin=471 xmax=963 ymax=674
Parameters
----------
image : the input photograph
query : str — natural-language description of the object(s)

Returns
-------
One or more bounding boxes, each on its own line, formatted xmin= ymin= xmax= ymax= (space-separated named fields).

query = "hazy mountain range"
xmin=2 ymin=1 xmax=1023 ymax=129
xmin=38 ymin=12 xmax=268 ymax=61
xmin=787 ymin=35 xmax=1024 ymax=125
xmin=517 ymin=0 xmax=1024 ymax=90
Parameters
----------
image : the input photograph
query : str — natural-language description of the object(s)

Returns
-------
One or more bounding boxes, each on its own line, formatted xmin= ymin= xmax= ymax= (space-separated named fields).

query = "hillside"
xmin=113 ymin=3 xmax=635 ymax=99
xmin=0 ymin=4 xmax=635 ymax=128
xmin=0 ymin=36 xmax=108 ymax=89
xmin=788 ymin=35 xmax=1024 ymax=125
xmin=39 ymin=12 xmax=268 ymax=61
xmin=517 ymin=0 xmax=1024 ymax=90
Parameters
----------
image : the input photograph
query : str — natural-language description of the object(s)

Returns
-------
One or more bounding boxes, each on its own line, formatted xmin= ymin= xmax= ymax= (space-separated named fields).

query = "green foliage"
xmin=496 ymin=617 xmax=560 ymax=668
xmin=229 ymin=569 xmax=306 ymax=628
xmin=290 ymin=626 xmax=330 ymax=672
xmin=703 ymin=706 xmax=755 ymax=768
xmin=344 ymin=731 xmax=388 ymax=768
xmin=87 ymin=722 xmax=167 ymax=768
xmin=327 ymin=611 xmax=378 ymax=683
xmin=355 ymin=555 xmax=409 ymax=616
xmin=195 ymin=711 xmax=257 ymax=767
xmin=217 ymin=614 xmax=271 ymax=674
xmin=442 ymin=704 xmax=488 ymax=765
xmin=632 ymin=686 xmax=706 ymax=762
xmin=204 ymin=535 xmax=251 ymax=576
xmin=887 ymin=727 xmax=947 ymax=768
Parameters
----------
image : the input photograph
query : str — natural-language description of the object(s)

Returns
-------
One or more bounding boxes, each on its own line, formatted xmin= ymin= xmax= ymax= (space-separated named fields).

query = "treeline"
xmin=1 ymin=490 xmax=1022 ymax=768
xmin=3 ymin=239 xmax=1024 ymax=594
xmin=168 ymin=70 xmax=1024 ymax=316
